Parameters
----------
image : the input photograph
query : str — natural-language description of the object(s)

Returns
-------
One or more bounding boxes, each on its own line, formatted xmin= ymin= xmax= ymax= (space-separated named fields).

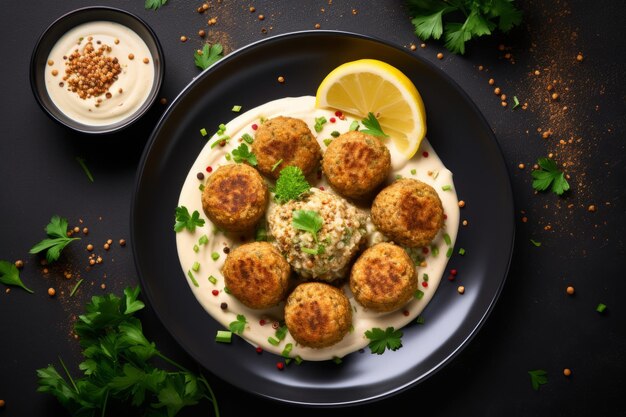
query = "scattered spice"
xmin=436 ymin=52 xmax=444 ymax=60
xmin=48 ymin=287 xmax=56 ymax=297
xmin=566 ymin=285 xmax=575 ymax=295
xmin=563 ymin=368 xmax=572 ymax=376
xmin=457 ymin=286 xmax=465 ymax=294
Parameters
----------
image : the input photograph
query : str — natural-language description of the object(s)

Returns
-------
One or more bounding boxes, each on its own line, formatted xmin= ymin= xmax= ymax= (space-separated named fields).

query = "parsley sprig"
xmin=145 ymin=0 xmax=168 ymax=10
xmin=365 ymin=326 xmax=403 ymax=354
xmin=174 ymin=206 xmax=205 ymax=232
xmin=360 ymin=112 xmax=389 ymax=138
xmin=229 ymin=314 xmax=247 ymax=335
xmin=0 ymin=260 xmax=33 ymax=293
xmin=36 ymin=286 xmax=220 ymax=417
xmin=531 ymin=157 xmax=570 ymax=196
xmin=407 ymin=0 xmax=523 ymax=54
xmin=273 ymin=166 xmax=311 ymax=204
xmin=528 ymin=369 xmax=548 ymax=390
xmin=194 ymin=43 xmax=224 ymax=70
xmin=231 ymin=143 xmax=258 ymax=166
xmin=29 ymin=215 xmax=80 ymax=263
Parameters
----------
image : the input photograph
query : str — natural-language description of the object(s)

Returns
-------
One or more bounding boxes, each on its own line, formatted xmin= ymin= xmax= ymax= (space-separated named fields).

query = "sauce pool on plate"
xmin=176 ymin=96 xmax=459 ymax=361
xmin=44 ymin=21 xmax=155 ymax=126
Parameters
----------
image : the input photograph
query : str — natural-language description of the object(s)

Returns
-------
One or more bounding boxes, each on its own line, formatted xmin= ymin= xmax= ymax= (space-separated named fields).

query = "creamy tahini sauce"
xmin=176 ymin=96 xmax=459 ymax=361
xmin=45 ymin=21 xmax=155 ymax=126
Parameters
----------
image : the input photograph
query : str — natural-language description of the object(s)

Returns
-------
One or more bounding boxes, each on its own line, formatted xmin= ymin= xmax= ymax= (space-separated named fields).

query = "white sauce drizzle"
xmin=176 ymin=96 xmax=459 ymax=361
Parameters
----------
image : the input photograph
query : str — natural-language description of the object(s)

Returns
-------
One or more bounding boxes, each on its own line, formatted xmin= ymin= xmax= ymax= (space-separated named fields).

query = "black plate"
xmin=131 ymin=30 xmax=515 ymax=406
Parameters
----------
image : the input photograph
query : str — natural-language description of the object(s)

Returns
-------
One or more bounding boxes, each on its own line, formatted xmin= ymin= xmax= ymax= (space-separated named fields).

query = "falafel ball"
xmin=222 ymin=241 xmax=291 ymax=309
xmin=252 ymin=116 xmax=321 ymax=179
xmin=201 ymin=163 xmax=268 ymax=233
xmin=350 ymin=242 xmax=418 ymax=312
xmin=284 ymin=282 xmax=352 ymax=348
xmin=322 ymin=131 xmax=391 ymax=200
xmin=371 ymin=178 xmax=444 ymax=247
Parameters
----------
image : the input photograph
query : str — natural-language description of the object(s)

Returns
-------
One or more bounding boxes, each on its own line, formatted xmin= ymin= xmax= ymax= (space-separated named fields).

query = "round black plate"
xmin=131 ymin=30 xmax=515 ymax=406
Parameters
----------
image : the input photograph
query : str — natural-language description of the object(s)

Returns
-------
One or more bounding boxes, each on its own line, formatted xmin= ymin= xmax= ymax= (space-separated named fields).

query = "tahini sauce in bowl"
xmin=44 ymin=21 xmax=155 ymax=127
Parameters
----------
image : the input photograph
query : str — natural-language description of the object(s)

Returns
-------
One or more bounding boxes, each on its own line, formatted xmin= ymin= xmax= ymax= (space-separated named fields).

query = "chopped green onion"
xmin=268 ymin=337 xmax=280 ymax=346
xmin=200 ymin=128 xmax=207 ymax=136
xmin=442 ymin=185 xmax=453 ymax=191
xmin=208 ymin=275 xmax=217 ymax=284
xmin=432 ymin=170 xmax=440 ymax=180
xmin=414 ymin=289 xmax=424 ymax=299
xmin=332 ymin=357 xmax=342 ymax=364
xmin=275 ymin=325 xmax=288 ymax=340
xmin=530 ymin=239 xmax=541 ymax=247
xmin=198 ymin=235 xmax=209 ymax=245
xmin=349 ymin=120 xmax=360 ymax=131
xmin=410 ymin=169 xmax=417 ymax=175
xmin=330 ymin=131 xmax=340 ymax=138
xmin=281 ymin=343 xmax=293 ymax=357
xmin=215 ymin=330 xmax=232 ymax=343
xmin=76 ymin=157 xmax=94 ymax=183
xmin=512 ymin=96 xmax=520 ymax=110
xmin=323 ymin=138 xmax=333 ymax=146
xmin=458 ymin=248 xmax=466 ymax=256
xmin=187 ymin=270 xmax=199 ymax=287
xmin=224 ymin=153 xmax=232 ymax=161
xmin=192 ymin=262 xmax=200 ymax=272
xmin=395 ymin=174 xmax=403 ymax=180
xmin=70 ymin=279 xmax=84 ymax=297
xmin=231 ymin=105 xmax=242 ymax=112
xmin=218 ymin=123 xmax=226 ymax=132
xmin=198 ymin=184 xmax=205 ymax=191
xmin=416 ymin=315 xmax=425 ymax=325
xmin=242 ymin=133 xmax=254 ymax=144
xmin=193 ymin=244 xmax=199 ymax=253
xmin=443 ymin=233 xmax=452 ymax=246
xmin=423 ymin=273 xmax=429 ymax=282
xmin=210 ymin=137 xmax=229 ymax=148
xmin=294 ymin=355 xmax=303 ymax=365
xmin=596 ymin=303 xmax=607 ymax=313
xmin=223 ymin=286 xmax=231 ymax=294
xmin=446 ymin=247 xmax=454 ymax=258
xmin=431 ymin=245 xmax=439 ymax=256
xmin=271 ymin=159 xmax=283 ymax=172
xmin=211 ymin=252 xmax=220 ymax=261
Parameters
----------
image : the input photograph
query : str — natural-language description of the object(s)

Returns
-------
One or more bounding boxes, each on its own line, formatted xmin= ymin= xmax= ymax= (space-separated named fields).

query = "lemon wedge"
xmin=315 ymin=59 xmax=426 ymax=161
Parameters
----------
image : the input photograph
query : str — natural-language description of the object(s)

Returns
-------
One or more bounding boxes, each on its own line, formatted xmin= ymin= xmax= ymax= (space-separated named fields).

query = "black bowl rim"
xmin=29 ymin=5 xmax=165 ymax=135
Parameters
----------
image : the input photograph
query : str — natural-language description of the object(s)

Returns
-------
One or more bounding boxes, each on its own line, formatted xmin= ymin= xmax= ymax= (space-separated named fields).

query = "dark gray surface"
xmin=1 ymin=1 xmax=625 ymax=416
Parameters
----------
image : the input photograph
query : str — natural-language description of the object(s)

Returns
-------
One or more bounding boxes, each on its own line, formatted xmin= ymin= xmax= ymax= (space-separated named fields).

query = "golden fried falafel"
xmin=350 ymin=242 xmax=417 ymax=312
xmin=371 ymin=178 xmax=444 ymax=247
xmin=222 ymin=241 xmax=291 ymax=309
xmin=252 ymin=116 xmax=321 ymax=179
xmin=322 ymin=131 xmax=391 ymax=200
xmin=284 ymin=282 xmax=352 ymax=349
xmin=201 ymin=163 xmax=268 ymax=233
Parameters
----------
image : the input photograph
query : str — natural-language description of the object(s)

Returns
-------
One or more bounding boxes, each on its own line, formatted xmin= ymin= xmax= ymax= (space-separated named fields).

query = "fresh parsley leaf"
xmin=174 ymin=206 xmax=205 ymax=232
xmin=0 ymin=260 xmax=33 ymax=293
xmin=194 ymin=43 xmax=224 ymax=70
xmin=274 ymin=166 xmax=311 ymax=204
xmin=37 ymin=286 xmax=220 ymax=417
xmin=229 ymin=314 xmax=247 ymax=335
xmin=365 ymin=326 xmax=403 ymax=354
xmin=528 ymin=369 xmax=548 ymax=390
xmin=407 ymin=0 xmax=523 ymax=54
xmin=360 ymin=112 xmax=389 ymax=138
xmin=29 ymin=215 xmax=80 ymax=263
xmin=292 ymin=210 xmax=323 ymax=244
xmin=531 ymin=157 xmax=570 ymax=196
xmin=314 ymin=116 xmax=327 ymax=133
xmin=145 ymin=0 xmax=167 ymax=10
xmin=231 ymin=143 xmax=258 ymax=166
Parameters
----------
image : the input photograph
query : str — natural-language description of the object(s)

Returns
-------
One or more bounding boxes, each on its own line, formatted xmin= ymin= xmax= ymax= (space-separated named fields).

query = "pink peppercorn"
xmin=211 ymin=289 xmax=219 ymax=296
xmin=276 ymin=362 xmax=285 ymax=370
